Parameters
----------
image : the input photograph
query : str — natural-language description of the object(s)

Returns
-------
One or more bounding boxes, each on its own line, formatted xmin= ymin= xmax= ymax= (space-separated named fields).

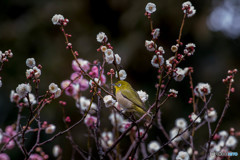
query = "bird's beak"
xmin=112 ymin=83 xmax=116 ymax=86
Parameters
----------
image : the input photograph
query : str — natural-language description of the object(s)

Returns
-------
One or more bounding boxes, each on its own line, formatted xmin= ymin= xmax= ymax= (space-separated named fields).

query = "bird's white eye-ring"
xmin=117 ymin=84 xmax=121 ymax=87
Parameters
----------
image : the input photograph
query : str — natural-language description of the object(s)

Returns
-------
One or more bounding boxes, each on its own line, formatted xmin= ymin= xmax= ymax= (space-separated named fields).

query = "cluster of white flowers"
xmin=52 ymin=14 xmax=64 ymax=25
xmin=182 ymin=1 xmax=196 ymax=18
xmin=184 ymin=43 xmax=196 ymax=56
xmin=103 ymin=95 xmax=116 ymax=108
xmin=16 ymin=83 xmax=32 ymax=98
xmin=176 ymin=151 xmax=190 ymax=160
xmin=137 ymin=90 xmax=149 ymax=103
xmin=145 ymin=40 xmax=156 ymax=52
xmin=173 ymin=67 xmax=189 ymax=82
xmin=170 ymin=118 xmax=189 ymax=144
xmin=208 ymin=130 xmax=238 ymax=158
xmin=190 ymin=112 xmax=201 ymax=123
xmin=145 ymin=2 xmax=157 ymax=14
xmin=48 ymin=83 xmax=61 ymax=98
xmin=45 ymin=124 xmax=56 ymax=134
xmin=101 ymin=131 xmax=113 ymax=149
xmin=151 ymin=55 xmax=164 ymax=68
xmin=76 ymin=96 xmax=97 ymax=114
xmin=96 ymin=32 xmax=108 ymax=43
xmin=25 ymin=58 xmax=42 ymax=79
xmin=116 ymin=70 xmax=127 ymax=80
xmin=0 ymin=50 xmax=13 ymax=63
xmin=147 ymin=141 xmax=160 ymax=153
xmin=194 ymin=83 xmax=211 ymax=97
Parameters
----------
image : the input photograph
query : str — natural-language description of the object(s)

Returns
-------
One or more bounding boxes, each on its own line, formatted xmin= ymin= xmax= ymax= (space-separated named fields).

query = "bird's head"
xmin=113 ymin=81 xmax=130 ymax=92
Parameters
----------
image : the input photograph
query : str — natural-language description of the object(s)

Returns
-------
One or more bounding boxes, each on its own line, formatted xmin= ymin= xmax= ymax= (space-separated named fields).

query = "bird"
xmin=113 ymin=80 xmax=151 ymax=120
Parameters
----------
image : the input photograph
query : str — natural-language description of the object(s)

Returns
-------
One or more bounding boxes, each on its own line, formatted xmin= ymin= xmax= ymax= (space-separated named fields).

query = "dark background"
xmin=0 ymin=0 xmax=239 ymax=159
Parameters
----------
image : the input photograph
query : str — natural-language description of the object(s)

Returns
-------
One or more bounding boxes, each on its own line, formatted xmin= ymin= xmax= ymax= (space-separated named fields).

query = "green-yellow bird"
xmin=114 ymin=81 xmax=151 ymax=120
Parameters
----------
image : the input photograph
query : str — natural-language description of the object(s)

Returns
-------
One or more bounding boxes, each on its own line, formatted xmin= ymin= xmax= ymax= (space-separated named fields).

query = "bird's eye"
xmin=118 ymin=84 xmax=121 ymax=87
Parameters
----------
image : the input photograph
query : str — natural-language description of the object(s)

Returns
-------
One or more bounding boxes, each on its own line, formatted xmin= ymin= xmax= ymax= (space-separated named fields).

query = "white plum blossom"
xmin=96 ymin=32 xmax=108 ymax=43
xmin=166 ymin=56 xmax=175 ymax=68
xmin=176 ymin=151 xmax=190 ymax=160
xmin=190 ymin=113 xmax=201 ymax=123
xmin=158 ymin=155 xmax=168 ymax=160
xmin=32 ymin=66 xmax=41 ymax=78
xmin=116 ymin=70 xmax=127 ymax=80
xmin=10 ymin=90 xmax=20 ymax=103
xmin=145 ymin=2 xmax=157 ymax=14
xmin=184 ymin=43 xmax=196 ymax=56
xmin=26 ymin=69 xmax=33 ymax=78
xmin=23 ymin=93 xmax=36 ymax=105
xmin=145 ymin=40 xmax=156 ymax=52
xmin=173 ymin=67 xmax=187 ymax=82
xmin=16 ymin=83 xmax=32 ymax=98
xmin=204 ymin=109 xmax=217 ymax=122
xmin=54 ymin=88 xmax=62 ymax=98
xmin=26 ymin=58 xmax=36 ymax=68
xmin=109 ymin=112 xmax=124 ymax=127
xmin=194 ymin=83 xmax=211 ymax=97
xmin=89 ymin=78 xmax=101 ymax=87
xmin=100 ymin=46 xmax=107 ymax=52
xmin=226 ymin=136 xmax=238 ymax=149
xmin=169 ymin=89 xmax=178 ymax=94
xmin=169 ymin=89 xmax=178 ymax=97
xmin=175 ymin=118 xmax=187 ymax=129
xmin=77 ymin=96 xmax=97 ymax=114
xmin=187 ymin=147 xmax=193 ymax=155
xmin=170 ymin=127 xmax=189 ymax=144
xmin=147 ymin=141 xmax=160 ymax=153
xmin=52 ymin=145 xmax=62 ymax=158
xmin=45 ymin=124 xmax=56 ymax=134
xmin=101 ymin=131 xmax=113 ymax=149
xmin=49 ymin=83 xmax=59 ymax=94
xmin=52 ymin=14 xmax=64 ymax=25
xmin=219 ymin=130 xmax=228 ymax=140
xmin=151 ymin=55 xmax=164 ymax=68
xmin=152 ymin=28 xmax=160 ymax=39
xmin=104 ymin=49 xmax=114 ymax=64
xmin=171 ymin=45 xmax=178 ymax=53
xmin=103 ymin=95 xmax=116 ymax=108
xmin=114 ymin=54 xmax=121 ymax=65
xmin=182 ymin=1 xmax=196 ymax=18
xmin=137 ymin=90 xmax=149 ymax=103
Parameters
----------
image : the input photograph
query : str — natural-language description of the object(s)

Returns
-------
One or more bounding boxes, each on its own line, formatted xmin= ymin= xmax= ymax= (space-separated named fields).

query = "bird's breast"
xmin=116 ymin=91 xmax=133 ymax=109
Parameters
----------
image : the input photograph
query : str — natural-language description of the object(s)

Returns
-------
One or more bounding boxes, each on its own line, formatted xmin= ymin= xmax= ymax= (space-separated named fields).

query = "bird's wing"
xmin=120 ymin=87 xmax=144 ymax=109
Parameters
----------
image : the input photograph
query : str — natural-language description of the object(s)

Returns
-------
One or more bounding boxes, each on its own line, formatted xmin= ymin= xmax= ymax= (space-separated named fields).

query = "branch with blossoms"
xmin=0 ymin=1 xmax=239 ymax=160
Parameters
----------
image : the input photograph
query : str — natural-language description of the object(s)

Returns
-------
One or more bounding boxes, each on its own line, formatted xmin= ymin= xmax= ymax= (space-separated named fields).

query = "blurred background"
xmin=0 ymin=0 xmax=239 ymax=159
